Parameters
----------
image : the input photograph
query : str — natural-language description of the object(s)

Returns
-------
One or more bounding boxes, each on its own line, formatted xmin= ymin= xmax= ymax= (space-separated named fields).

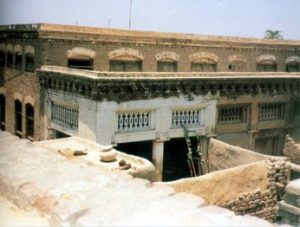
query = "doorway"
xmin=163 ymin=137 xmax=198 ymax=182
xmin=116 ymin=141 xmax=153 ymax=162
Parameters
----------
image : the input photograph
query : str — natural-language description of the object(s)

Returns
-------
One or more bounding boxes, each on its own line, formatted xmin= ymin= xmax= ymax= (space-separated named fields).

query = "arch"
xmin=0 ymin=87 xmax=6 ymax=95
xmin=155 ymin=51 xmax=180 ymax=62
xmin=189 ymin=52 xmax=218 ymax=63
xmin=256 ymin=54 xmax=277 ymax=72
xmin=14 ymin=92 xmax=23 ymax=102
xmin=228 ymin=54 xmax=247 ymax=63
xmin=14 ymin=44 xmax=23 ymax=54
xmin=0 ymin=43 xmax=5 ymax=51
xmin=0 ymin=50 xmax=5 ymax=67
xmin=6 ymin=44 xmax=13 ymax=68
xmin=66 ymin=47 xmax=96 ymax=59
xmin=286 ymin=56 xmax=300 ymax=64
xmin=286 ymin=56 xmax=300 ymax=72
xmin=0 ymin=94 xmax=5 ymax=130
xmin=108 ymin=48 xmax=144 ymax=61
xmin=256 ymin=54 xmax=277 ymax=64
xmin=25 ymin=103 xmax=34 ymax=139
xmin=14 ymin=45 xmax=23 ymax=70
xmin=6 ymin=44 xmax=13 ymax=52
xmin=15 ymin=99 xmax=22 ymax=136
xmin=25 ymin=53 xmax=35 ymax=72
xmin=25 ymin=45 xmax=35 ymax=55
xmin=67 ymin=47 xmax=95 ymax=70
xmin=24 ymin=96 xmax=34 ymax=106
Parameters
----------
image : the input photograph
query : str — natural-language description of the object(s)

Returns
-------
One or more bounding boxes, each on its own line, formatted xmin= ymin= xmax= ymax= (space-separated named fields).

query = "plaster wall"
xmin=45 ymin=90 xmax=218 ymax=145
xmin=161 ymin=161 xmax=269 ymax=205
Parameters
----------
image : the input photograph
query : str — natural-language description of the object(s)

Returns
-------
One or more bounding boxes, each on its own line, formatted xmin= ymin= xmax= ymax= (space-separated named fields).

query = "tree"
xmin=264 ymin=30 xmax=283 ymax=40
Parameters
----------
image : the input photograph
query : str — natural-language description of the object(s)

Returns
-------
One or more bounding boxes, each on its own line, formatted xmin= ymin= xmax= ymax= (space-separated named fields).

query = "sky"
xmin=0 ymin=0 xmax=299 ymax=40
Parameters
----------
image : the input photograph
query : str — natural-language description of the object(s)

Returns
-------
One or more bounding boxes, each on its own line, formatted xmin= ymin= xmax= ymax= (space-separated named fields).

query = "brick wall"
xmin=283 ymin=135 xmax=300 ymax=165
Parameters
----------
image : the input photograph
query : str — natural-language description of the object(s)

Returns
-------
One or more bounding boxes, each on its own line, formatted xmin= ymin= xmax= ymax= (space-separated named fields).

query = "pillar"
xmin=152 ymin=140 xmax=164 ymax=182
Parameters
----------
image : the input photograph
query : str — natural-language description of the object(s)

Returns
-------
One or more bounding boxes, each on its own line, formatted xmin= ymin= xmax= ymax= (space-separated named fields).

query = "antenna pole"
xmin=129 ymin=0 xmax=132 ymax=30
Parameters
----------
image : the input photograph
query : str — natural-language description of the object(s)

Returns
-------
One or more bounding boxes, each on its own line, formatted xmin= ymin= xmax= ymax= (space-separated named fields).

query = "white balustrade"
xmin=172 ymin=109 xmax=202 ymax=127
xmin=51 ymin=102 xmax=78 ymax=130
xmin=118 ymin=111 xmax=151 ymax=131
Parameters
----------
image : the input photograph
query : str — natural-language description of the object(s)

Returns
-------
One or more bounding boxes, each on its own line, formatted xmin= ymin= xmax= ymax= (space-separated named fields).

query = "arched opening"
xmin=157 ymin=60 xmax=177 ymax=72
xmin=191 ymin=59 xmax=217 ymax=72
xmin=25 ymin=103 xmax=34 ymax=139
xmin=15 ymin=52 xmax=22 ymax=70
xmin=7 ymin=51 xmax=13 ymax=68
xmin=0 ymin=51 xmax=5 ymax=67
xmin=109 ymin=48 xmax=143 ymax=72
xmin=15 ymin=99 xmax=22 ymax=137
xmin=286 ymin=63 xmax=300 ymax=72
xmin=68 ymin=56 xmax=93 ymax=70
xmin=110 ymin=58 xmax=142 ymax=72
xmin=25 ymin=53 xmax=34 ymax=72
xmin=0 ymin=94 xmax=5 ymax=130
xmin=257 ymin=61 xmax=277 ymax=72
xmin=256 ymin=55 xmax=277 ymax=72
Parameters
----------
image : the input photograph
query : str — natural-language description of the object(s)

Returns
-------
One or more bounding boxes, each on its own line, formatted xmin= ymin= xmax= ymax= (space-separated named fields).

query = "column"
xmin=152 ymin=140 xmax=165 ymax=182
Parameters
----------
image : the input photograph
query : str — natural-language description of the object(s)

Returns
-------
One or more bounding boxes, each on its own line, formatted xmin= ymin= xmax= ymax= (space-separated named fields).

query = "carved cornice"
xmin=39 ymin=71 xmax=300 ymax=102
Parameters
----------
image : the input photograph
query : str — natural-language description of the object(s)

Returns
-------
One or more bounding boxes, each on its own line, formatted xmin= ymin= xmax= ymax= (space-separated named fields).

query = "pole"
xmin=129 ymin=0 xmax=132 ymax=30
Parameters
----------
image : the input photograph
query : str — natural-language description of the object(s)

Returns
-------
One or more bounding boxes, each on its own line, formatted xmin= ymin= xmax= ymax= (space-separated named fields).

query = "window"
xmin=15 ymin=100 xmax=22 ymax=137
xmin=25 ymin=104 xmax=34 ymax=139
xmin=7 ymin=51 xmax=13 ymax=68
xmin=110 ymin=60 xmax=142 ymax=72
xmin=256 ymin=55 xmax=277 ymax=72
xmin=15 ymin=52 xmax=22 ymax=70
xmin=218 ymin=105 xmax=248 ymax=124
xmin=0 ymin=94 xmax=5 ymax=130
xmin=257 ymin=63 xmax=277 ymax=72
xmin=285 ymin=56 xmax=300 ymax=72
xmin=259 ymin=103 xmax=285 ymax=121
xmin=68 ymin=57 xmax=93 ymax=70
xmin=191 ymin=63 xmax=216 ymax=72
xmin=0 ymin=51 xmax=5 ymax=67
xmin=157 ymin=61 xmax=177 ymax=72
xmin=228 ymin=64 xmax=244 ymax=72
xmin=286 ymin=63 xmax=299 ymax=72
xmin=25 ymin=54 xmax=34 ymax=72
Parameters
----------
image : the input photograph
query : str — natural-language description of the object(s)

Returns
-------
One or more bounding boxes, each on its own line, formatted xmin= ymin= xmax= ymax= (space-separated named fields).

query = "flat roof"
xmin=1 ymin=23 xmax=300 ymax=46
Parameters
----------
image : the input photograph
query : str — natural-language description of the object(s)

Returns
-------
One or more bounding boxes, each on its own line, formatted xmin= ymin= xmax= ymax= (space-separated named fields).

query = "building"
xmin=1 ymin=24 xmax=300 ymax=180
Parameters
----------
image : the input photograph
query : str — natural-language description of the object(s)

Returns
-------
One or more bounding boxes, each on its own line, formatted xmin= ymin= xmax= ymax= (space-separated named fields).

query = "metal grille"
xmin=118 ymin=111 xmax=151 ymax=130
xmin=51 ymin=102 xmax=78 ymax=130
xmin=218 ymin=105 xmax=248 ymax=124
xmin=259 ymin=103 xmax=285 ymax=120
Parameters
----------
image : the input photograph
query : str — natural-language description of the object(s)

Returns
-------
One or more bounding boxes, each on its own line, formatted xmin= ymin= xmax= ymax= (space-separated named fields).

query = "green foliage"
xmin=264 ymin=30 xmax=283 ymax=40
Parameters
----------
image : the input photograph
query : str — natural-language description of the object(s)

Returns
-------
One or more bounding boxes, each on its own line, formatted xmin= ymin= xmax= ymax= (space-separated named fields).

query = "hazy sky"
xmin=0 ymin=0 xmax=299 ymax=39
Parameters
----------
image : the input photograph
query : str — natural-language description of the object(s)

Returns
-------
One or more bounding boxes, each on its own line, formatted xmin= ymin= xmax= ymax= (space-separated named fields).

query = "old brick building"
xmin=1 ymin=24 xmax=300 ymax=180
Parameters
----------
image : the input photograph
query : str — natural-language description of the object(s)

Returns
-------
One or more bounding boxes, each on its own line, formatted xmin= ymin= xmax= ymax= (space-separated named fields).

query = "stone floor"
xmin=0 ymin=196 xmax=49 ymax=226
xmin=0 ymin=131 xmax=273 ymax=226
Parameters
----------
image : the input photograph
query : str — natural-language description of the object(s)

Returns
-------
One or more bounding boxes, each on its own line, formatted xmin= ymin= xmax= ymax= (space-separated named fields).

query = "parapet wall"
xmin=162 ymin=159 xmax=289 ymax=222
xmin=207 ymin=138 xmax=287 ymax=172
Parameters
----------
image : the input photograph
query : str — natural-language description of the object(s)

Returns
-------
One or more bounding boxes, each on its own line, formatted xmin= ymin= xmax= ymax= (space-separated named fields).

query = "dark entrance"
xmin=163 ymin=137 xmax=198 ymax=182
xmin=53 ymin=130 xmax=70 ymax=139
xmin=116 ymin=141 xmax=152 ymax=162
